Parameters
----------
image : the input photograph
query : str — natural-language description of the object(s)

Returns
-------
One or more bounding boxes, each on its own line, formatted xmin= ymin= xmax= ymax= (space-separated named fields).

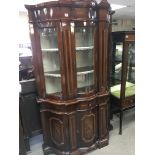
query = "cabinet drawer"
xmin=78 ymin=100 xmax=96 ymax=110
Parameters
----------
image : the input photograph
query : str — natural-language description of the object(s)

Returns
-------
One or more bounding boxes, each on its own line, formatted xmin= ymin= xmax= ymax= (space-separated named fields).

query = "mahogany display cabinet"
xmin=25 ymin=0 xmax=111 ymax=154
xmin=110 ymin=31 xmax=135 ymax=134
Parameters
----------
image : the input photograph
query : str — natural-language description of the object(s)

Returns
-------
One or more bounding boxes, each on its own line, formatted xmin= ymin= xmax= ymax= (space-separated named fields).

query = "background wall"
xmin=112 ymin=18 xmax=135 ymax=32
xmin=19 ymin=11 xmax=30 ymax=45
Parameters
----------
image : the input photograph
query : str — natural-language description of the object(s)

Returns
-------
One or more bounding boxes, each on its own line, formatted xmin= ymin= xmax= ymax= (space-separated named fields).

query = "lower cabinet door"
xmin=40 ymin=99 xmax=109 ymax=154
xmin=41 ymin=111 xmax=69 ymax=151
xmin=77 ymin=106 xmax=98 ymax=148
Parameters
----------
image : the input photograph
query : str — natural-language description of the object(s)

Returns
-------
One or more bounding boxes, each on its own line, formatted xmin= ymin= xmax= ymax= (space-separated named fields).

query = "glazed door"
xmin=39 ymin=26 xmax=62 ymax=98
xmin=110 ymin=41 xmax=123 ymax=98
xmin=120 ymin=41 xmax=135 ymax=100
xmin=127 ymin=42 xmax=135 ymax=84
xmin=74 ymin=21 xmax=97 ymax=95
xmin=111 ymin=42 xmax=123 ymax=86
xmin=110 ymin=39 xmax=135 ymax=99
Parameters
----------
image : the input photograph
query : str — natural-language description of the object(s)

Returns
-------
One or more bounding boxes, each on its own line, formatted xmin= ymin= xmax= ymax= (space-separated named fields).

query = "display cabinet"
xmin=110 ymin=31 xmax=135 ymax=134
xmin=25 ymin=0 xmax=111 ymax=154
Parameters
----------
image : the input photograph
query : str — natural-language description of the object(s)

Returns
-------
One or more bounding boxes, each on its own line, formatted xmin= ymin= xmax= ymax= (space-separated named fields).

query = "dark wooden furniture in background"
xmin=19 ymin=79 xmax=42 ymax=152
xmin=19 ymin=114 xmax=27 ymax=155
xmin=110 ymin=31 xmax=135 ymax=134
xmin=19 ymin=49 xmax=34 ymax=81
xmin=19 ymin=46 xmax=42 ymax=143
xmin=25 ymin=0 xmax=111 ymax=154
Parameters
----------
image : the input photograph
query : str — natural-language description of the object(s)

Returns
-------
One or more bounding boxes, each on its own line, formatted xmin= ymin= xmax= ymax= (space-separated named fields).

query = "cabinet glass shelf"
xmin=44 ymin=71 xmax=61 ymax=78
xmin=41 ymin=46 xmax=94 ymax=52
xmin=77 ymin=70 xmax=94 ymax=75
xmin=42 ymin=48 xmax=59 ymax=52
xmin=76 ymin=46 xmax=93 ymax=51
xmin=44 ymin=67 xmax=94 ymax=78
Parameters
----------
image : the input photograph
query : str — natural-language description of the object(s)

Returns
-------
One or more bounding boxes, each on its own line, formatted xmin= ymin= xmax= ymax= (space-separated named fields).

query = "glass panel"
xmin=40 ymin=28 xmax=61 ymax=95
xmin=127 ymin=43 xmax=135 ymax=84
xmin=75 ymin=27 xmax=94 ymax=93
xmin=124 ymin=42 xmax=135 ymax=97
xmin=110 ymin=42 xmax=135 ymax=98
xmin=110 ymin=42 xmax=123 ymax=98
xmin=111 ymin=42 xmax=123 ymax=86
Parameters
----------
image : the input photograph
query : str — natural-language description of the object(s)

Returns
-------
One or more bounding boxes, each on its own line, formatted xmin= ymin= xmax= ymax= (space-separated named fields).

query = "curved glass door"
xmin=75 ymin=26 xmax=95 ymax=93
xmin=40 ymin=27 xmax=62 ymax=95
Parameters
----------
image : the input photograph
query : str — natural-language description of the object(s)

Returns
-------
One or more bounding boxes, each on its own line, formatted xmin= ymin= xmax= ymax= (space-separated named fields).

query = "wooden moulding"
xmin=25 ymin=0 xmax=111 ymax=24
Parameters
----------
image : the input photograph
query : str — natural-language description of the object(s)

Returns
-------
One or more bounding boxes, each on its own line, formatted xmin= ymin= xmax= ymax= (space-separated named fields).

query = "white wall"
xmin=112 ymin=18 xmax=135 ymax=32
xmin=19 ymin=11 xmax=30 ymax=44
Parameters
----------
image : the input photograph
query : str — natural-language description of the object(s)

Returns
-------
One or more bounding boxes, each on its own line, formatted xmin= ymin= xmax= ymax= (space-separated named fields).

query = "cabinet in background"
xmin=110 ymin=31 xmax=135 ymax=134
xmin=19 ymin=79 xmax=42 ymax=149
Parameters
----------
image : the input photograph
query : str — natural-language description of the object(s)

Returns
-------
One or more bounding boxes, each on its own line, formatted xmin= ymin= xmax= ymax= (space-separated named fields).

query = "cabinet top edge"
xmin=25 ymin=0 xmax=96 ymax=9
xmin=25 ymin=0 xmax=110 ymax=10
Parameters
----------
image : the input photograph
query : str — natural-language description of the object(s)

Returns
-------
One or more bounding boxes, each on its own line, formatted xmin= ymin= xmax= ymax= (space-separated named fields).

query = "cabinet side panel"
xmin=69 ymin=114 xmax=77 ymax=150
xmin=98 ymin=22 xmax=109 ymax=93
xmin=103 ymin=27 xmax=109 ymax=91
xmin=28 ymin=22 xmax=43 ymax=97
xmin=99 ymin=104 xmax=108 ymax=138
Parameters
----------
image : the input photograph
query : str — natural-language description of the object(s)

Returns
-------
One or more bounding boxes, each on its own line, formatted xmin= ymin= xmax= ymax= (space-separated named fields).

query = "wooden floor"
xmin=27 ymin=109 xmax=135 ymax=155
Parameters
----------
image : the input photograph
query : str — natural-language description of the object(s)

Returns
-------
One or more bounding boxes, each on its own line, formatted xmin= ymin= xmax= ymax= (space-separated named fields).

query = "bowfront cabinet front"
xmin=25 ymin=0 xmax=111 ymax=154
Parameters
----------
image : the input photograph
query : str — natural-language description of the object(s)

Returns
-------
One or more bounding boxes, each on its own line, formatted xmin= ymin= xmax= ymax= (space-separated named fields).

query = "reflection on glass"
xmin=110 ymin=42 xmax=123 ymax=98
xmin=110 ymin=42 xmax=135 ymax=98
xmin=111 ymin=42 xmax=123 ymax=86
xmin=40 ymin=28 xmax=61 ymax=95
xmin=127 ymin=43 xmax=135 ymax=83
xmin=75 ymin=27 xmax=94 ymax=93
xmin=75 ymin=27 xmax=93 ymax=47
xmin=40 ymin=28 xmax=58 ymax=49
xmin=115 ymin=43 xmax=123 ymax=61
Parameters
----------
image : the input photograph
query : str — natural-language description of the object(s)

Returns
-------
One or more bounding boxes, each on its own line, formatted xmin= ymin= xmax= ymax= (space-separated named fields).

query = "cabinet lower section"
xmin=40 ymin=94 xmax=109 ymax=155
